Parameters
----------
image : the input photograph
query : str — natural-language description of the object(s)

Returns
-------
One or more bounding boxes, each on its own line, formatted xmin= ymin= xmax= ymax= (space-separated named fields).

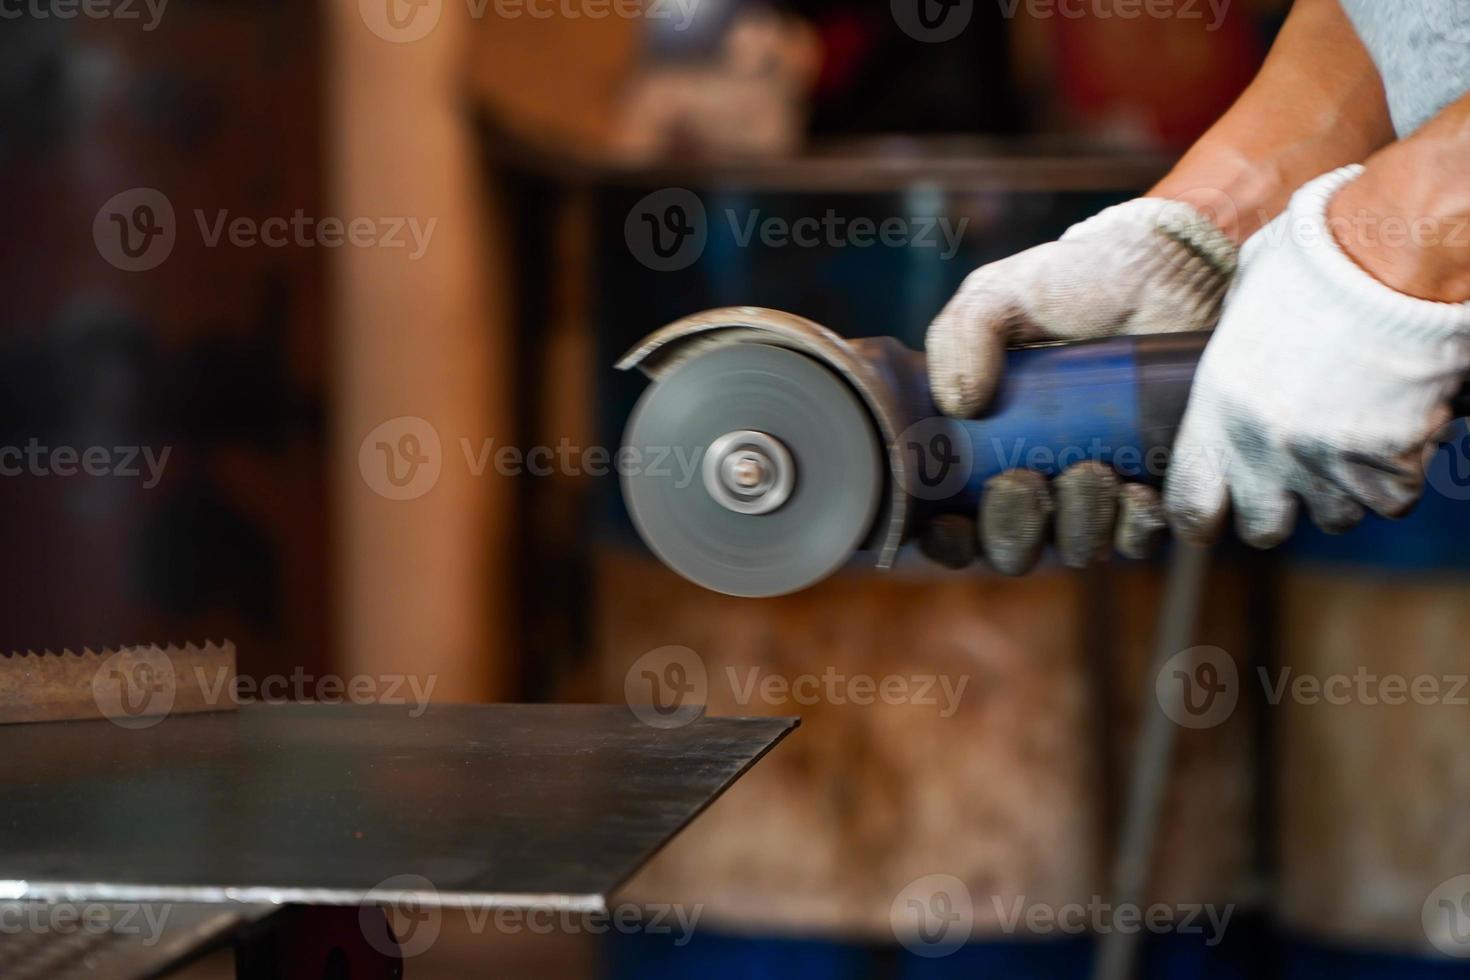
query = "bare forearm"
xmin=1151 ymin=0 xmax=1395 ymax=243
xmin=1329 ymin=93 xmax=1470 ymax=303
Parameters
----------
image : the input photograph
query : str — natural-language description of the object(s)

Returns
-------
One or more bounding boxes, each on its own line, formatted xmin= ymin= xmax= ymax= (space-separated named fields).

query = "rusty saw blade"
xmin=0 ymin=642 xmax=237 ymax=726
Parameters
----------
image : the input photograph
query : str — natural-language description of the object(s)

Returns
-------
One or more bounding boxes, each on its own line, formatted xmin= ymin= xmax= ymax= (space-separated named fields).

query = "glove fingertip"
xmin=1163 ymin=446 xmax=1229 ymax=546
xmin=919 ymin=514 xmax=980 ymax=570
xmin=1115 ymin=484 xmax=1166 ymax=559
xmin=1231 ymin=487 xmax=1298 ymax=550
xmin=1053 ymin=462 xmax=1119 ymax=569
xmin=979 ymin=469 xmax=1050 ymax=576
xmin=925 ymin=288 xmax=1009 ymax=418
xmin=926 ymin=339 xmax=1002 ymax=419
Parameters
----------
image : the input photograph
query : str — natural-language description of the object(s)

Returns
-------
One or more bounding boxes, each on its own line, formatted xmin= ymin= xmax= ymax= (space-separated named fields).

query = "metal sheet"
xmin=0 ymin=703 xmax=797 ymax=912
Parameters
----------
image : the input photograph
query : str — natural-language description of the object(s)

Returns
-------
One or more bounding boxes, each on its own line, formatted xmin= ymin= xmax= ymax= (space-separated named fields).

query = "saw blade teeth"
xmin=2 ymin=641 xmax=237 ymax=659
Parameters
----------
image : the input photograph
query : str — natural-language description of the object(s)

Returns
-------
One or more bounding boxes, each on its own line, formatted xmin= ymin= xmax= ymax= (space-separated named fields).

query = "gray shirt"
xmin=1338 ymin=0 xmax=1470 ymax=136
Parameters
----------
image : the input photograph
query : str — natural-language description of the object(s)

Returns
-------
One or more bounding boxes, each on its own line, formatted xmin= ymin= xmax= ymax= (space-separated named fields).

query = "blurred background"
xmin=6 ymin=0 xmax=1470 ymax=977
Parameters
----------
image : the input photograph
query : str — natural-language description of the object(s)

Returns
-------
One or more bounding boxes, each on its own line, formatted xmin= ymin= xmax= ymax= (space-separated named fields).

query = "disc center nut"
xmin=703 ymin=430 xmax=795 ymax=515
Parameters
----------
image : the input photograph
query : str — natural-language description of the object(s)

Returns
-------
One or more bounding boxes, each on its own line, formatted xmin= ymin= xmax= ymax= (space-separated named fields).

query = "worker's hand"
xmin=1164 ymin=166 xmax=1470 ymax=546
xmin=922 ymin=197 xmax=1236 ymax=574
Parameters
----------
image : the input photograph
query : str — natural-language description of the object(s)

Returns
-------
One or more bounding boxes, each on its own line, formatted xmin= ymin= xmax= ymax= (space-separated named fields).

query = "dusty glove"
xmin=923 ymin=197 xmax=1237 ymax=574
xmin=1164 ymin=166 xmax=1470 ymax=547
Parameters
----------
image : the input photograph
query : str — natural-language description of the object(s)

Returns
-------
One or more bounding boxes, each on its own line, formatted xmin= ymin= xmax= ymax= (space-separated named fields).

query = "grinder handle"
xmin=910 ymin=332 xmax=1470 ymax=512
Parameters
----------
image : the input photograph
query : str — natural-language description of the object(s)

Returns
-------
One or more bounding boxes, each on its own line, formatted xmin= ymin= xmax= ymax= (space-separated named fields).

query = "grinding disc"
xmin=621 ymin=343 xmax=884 ymax=598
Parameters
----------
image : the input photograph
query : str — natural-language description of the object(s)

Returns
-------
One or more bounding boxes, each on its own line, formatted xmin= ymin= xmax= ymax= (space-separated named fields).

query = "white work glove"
xmin=1164 ymin=166 xmax=1470 ymax=546
xmin=922 ymin=197 xmax=1238 ymax=575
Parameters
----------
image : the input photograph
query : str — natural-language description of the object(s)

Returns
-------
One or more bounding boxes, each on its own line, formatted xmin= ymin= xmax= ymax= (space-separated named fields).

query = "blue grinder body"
xmin=873 ymin=332 xmax=1208 ymax=519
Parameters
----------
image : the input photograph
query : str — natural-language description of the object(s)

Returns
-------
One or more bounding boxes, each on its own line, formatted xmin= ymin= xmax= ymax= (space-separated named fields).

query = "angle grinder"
xmin=618 ymin=306 xmax=1218 ymax=597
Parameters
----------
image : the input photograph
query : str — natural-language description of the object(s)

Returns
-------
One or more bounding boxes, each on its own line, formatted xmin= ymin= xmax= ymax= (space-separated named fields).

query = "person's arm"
xmin=922 ymin=0 xmax=1398 ymax=573
xmin=1152 ymin=0 xmax=1396 ymax=243
xmin=1163 ymin=105 xmax=1470 ymax=546
xmin=1330 ymin=92 xmax=1470 ymax=302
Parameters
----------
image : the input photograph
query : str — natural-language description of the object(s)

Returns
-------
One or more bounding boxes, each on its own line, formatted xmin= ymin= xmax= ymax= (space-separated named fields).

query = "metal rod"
xmin=1093 ymin=541 xmax=1212 ymax=980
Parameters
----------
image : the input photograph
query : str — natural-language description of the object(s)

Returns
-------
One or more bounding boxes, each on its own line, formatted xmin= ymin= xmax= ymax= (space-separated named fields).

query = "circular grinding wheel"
xmin=621 ymin=343 xmax=884 ymax=598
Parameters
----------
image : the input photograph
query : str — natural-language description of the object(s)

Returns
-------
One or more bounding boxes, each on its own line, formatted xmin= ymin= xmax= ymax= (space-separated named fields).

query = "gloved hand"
xmin=922 ymin=197 xmax=1238 ymax=574
xmin=1164 ymin=166 xmax=1470 ymax=546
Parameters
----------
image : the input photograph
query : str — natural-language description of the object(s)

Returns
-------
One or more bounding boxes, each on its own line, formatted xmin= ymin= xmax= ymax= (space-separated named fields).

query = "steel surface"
xmin=1 ymin=703 xmax=796 ymax=912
